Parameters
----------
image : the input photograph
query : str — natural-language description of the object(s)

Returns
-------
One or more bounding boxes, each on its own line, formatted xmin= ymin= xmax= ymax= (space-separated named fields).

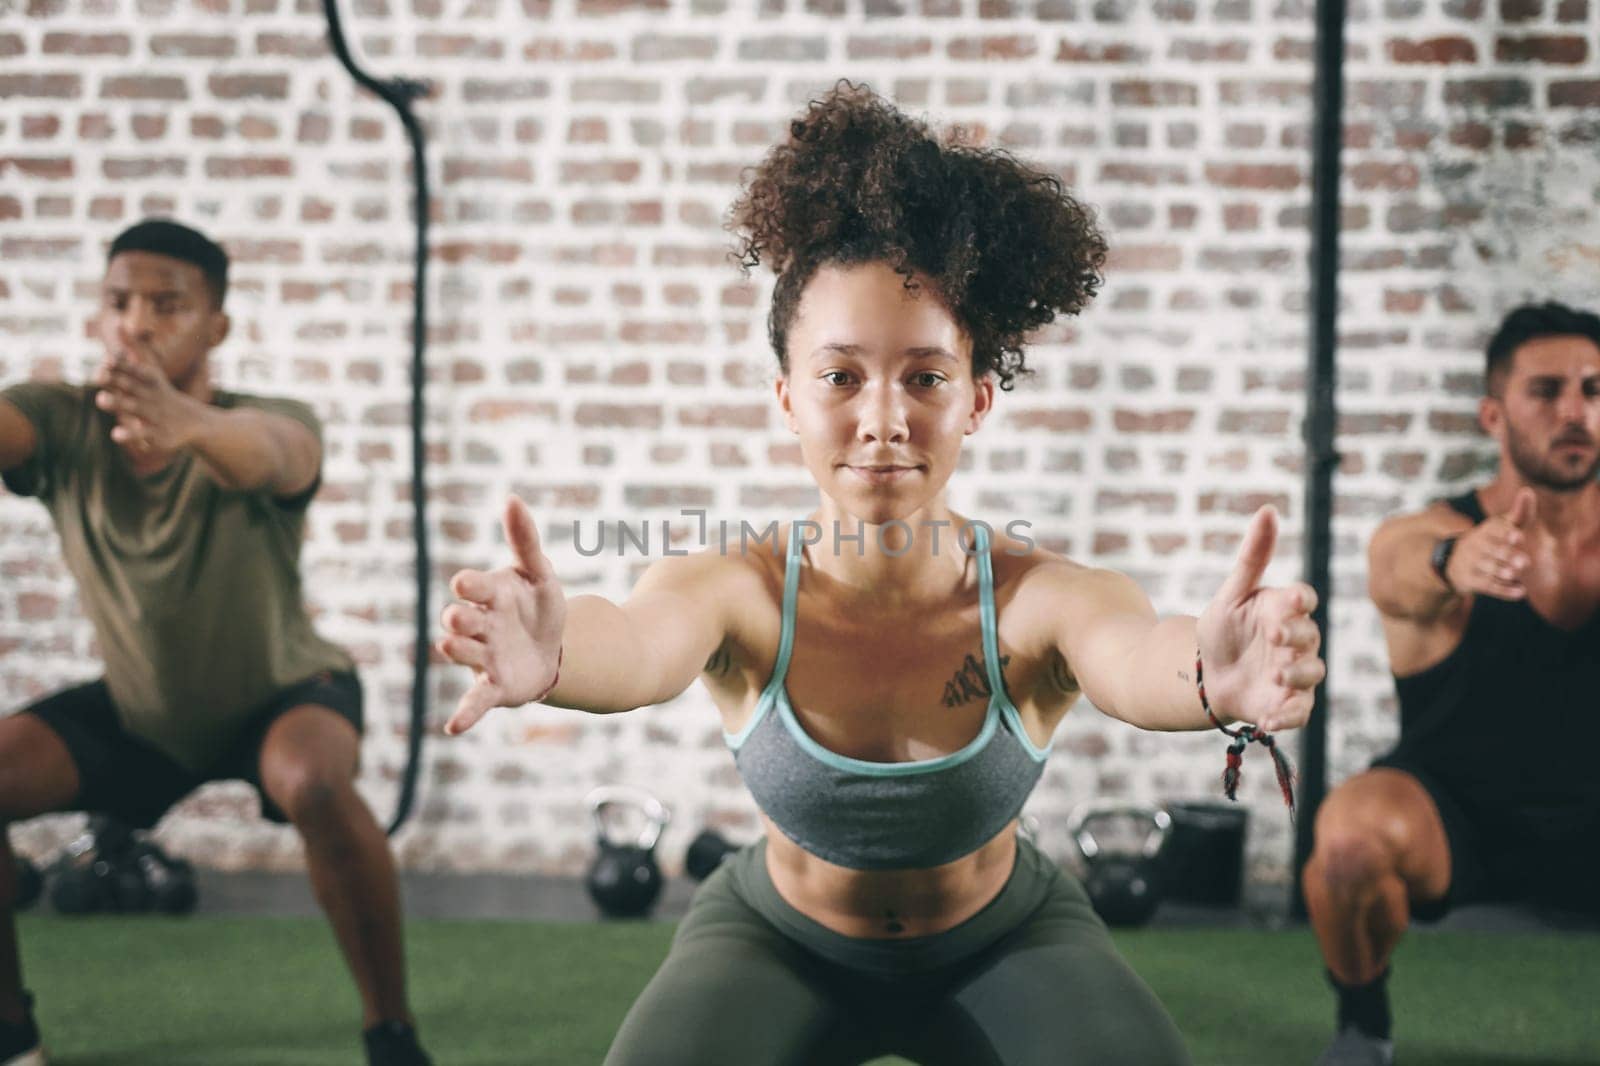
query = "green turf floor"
xmin=17 ymin=914 xmax=1600 ymax=1065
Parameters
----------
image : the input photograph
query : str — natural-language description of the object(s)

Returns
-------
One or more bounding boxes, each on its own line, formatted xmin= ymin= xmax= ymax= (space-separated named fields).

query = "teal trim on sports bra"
xmin=724 ymin=521 xmax=1052 ymax=768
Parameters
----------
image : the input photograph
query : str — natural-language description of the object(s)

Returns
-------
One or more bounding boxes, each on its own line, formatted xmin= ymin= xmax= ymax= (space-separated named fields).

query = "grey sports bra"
xmin=724 ymin=523 xmax=1051 ymax=870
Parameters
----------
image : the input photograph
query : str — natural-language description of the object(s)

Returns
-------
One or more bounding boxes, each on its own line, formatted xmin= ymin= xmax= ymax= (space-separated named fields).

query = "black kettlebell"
xmin=684 ymin=828 xmax=738 ymax=882
xmin=47 ymin=815 xmax=136 ymax=915
xmin=584 ymin=785 xmax=670 ymax=919
xmin=1068 ymin=803 xmax=1172 ymax=928
xmin=131 ymin=840 xmax=199 ymax=915
xmin=14 ymin=856 xmax=43 ymax=911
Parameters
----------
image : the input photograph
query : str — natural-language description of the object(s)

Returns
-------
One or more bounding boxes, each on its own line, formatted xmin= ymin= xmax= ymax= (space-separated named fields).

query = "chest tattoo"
xmin=942 ymin=652 xmax=1010 ymax=708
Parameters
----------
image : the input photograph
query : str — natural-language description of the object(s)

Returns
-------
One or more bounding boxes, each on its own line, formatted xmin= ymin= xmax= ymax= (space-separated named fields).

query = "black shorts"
xmin=1372 ymin=754 xmax=1600 ymax=920
xmin=23 ymin=671 xmax=363 ymax=829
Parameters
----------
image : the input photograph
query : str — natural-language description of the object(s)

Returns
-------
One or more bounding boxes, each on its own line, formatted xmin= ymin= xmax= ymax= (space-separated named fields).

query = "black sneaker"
xmin=363 ymin=1021 xmax=431 ymax=1066
xmin=0 ymin=992 xmax=45 ymax=1066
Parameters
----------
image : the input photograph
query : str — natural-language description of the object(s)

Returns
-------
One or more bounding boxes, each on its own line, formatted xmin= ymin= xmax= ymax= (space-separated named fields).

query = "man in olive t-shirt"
xmin=0 ymin=220 xmax=430 ymax=1066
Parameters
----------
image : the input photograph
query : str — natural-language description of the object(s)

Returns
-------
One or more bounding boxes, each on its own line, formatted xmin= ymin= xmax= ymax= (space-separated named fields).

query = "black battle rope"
xmin=320 ymin=0 xmax=432 ymax=835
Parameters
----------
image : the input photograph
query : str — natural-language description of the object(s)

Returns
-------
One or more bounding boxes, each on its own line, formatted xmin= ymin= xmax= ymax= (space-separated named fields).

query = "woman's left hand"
xmin=1194 ymin=506 xmax=1324 ymax=733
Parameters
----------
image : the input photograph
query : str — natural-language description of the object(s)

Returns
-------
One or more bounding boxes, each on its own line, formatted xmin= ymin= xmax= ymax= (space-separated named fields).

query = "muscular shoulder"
xmin=632 ymin=539 xmax=779 ymax=628
xmin=1370 ymin=499 xmax=1476 ymax=563
xmin=1 ymin=381 xmax=91 ymax=434
xmin=994 ymin=539 xmax=1148 ymax=649
xmin=627 ymin=537 xmax=783 ymax=684
xmin=1380 ymin=498 xmax=1476 ymax=536
xmin=217 ymin=389 xmax=322 ymax=438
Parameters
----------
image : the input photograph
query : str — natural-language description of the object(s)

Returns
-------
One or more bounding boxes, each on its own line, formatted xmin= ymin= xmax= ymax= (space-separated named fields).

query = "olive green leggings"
xmin=605 ymin=839 xmax=1193 ymax=1066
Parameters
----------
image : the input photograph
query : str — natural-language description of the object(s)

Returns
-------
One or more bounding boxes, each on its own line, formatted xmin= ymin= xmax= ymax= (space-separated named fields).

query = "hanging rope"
xmin=320 ymin=0 xmax=432 ymax=835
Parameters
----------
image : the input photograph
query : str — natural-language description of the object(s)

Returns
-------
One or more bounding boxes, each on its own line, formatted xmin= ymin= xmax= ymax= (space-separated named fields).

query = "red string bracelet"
xmin=1196 ymin=651 xmax=1296 ymax=819
xmin=531 ymin=645 xmax=563 ymax=703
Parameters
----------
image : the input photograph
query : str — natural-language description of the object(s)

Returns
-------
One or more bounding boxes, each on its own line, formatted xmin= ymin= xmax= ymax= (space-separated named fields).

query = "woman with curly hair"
xmin=438 ymin=83 xmax=1322 ymax=1065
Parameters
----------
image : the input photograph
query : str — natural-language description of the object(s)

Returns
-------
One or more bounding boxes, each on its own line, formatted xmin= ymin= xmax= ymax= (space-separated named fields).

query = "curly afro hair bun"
xmin=730 ymin=81 xmax=1107 ymax=390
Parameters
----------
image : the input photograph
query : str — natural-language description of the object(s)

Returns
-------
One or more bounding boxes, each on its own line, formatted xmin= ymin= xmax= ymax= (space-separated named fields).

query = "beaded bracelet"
xmin=1196 ymin=651 xmax=1297 ymax=817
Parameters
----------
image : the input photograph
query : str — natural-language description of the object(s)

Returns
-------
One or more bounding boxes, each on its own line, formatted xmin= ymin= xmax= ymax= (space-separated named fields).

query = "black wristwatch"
xmin=1429 ymin=535 xmax=1459 ymax=590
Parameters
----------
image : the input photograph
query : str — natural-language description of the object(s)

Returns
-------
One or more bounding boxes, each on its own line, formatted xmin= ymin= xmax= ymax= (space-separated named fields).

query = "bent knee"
xmin=263 ymin=765 xmax=352 ymax=827
xmin=1309 ymin=826 xmax=1397 ymax=893
xmin=1311 ymin=796 xmax=1416 ymax=891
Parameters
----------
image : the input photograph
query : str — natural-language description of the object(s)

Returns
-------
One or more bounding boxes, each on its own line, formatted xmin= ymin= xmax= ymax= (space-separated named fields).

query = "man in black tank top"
xmin=1302 ymin=302 xmax=1600 ymax=1066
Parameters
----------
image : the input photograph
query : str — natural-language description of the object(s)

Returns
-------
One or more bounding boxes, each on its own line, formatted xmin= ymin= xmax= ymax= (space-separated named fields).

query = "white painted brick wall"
xmin=3 ymin=0 xmax=1596 ymax=887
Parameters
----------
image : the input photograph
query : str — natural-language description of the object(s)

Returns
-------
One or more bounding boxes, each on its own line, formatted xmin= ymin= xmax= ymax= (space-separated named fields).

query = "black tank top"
xmin=1388 ymin=490 xmax=1600 ymax=841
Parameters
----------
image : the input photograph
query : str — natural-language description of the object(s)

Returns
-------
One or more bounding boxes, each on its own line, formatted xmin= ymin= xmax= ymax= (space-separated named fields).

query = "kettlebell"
xmin=1068 ymin=803 xmax=1172 ymax=928
xmin=684 ymin=828 xmax=737 ymax=882
xmin=584 ymin=785 xmax=670 ymax=919
xmin=47 ymin=816 xmax=134 ymax=915
xmin=131 ymin=840 xmax=199 ymax=915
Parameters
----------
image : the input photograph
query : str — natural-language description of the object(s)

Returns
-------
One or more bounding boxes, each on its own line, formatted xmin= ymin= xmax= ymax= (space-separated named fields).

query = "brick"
xmin=209 ymin=74 xmax=289 ymax=100
xmin=632 ymin=34 xmax=719 ymax=62
xmin=418 ymin=34 xmax=504 ymax=59
xmin=559 ymin=160 xmax=641 ymax=184
xmin=573 ymin=404 xmax=663 ymax=429
xmin=131 ymin=114 xmax=168 ymax=140
xmin=22 ymin=116 xmax=61 ymax=140
xmin=1113 ymin=409 xmax=1195 ymax=433
xmin=0 ymin=238 xmax=79 ymax=261
xmin=443 ymin=159 xmax=534 ymax=183
xmin=1106 ymin=244 xmax=1183 ymax=270
xmin=43 ymin=33 xmax=133 ymax=55
xmin=685 ymin=77 xmax=765 ymax=104
xmin=1443 ymin=79 xmax=1532 ymax=108
xmin=1100 ymin=162 xmax=1190 ymax=186
xmin=571 ymin=78 xmax=660 ymax=104
xmin=1 ymin=157 xmax=73 ymax=180
xmin=949 ymin=35 xmax=1038 ymax=60
xmin=150 ymin=34 xmax=236 ymax=57
xmin=738 ymin=36 xmax=828 ymax=61
xmin=462 ymin=79 xmax=551 ymax=102
xmin=1387 ymin=36 xmax=1476 ymax=63
xmin=1496 ymin=35 xmax=1587 ymax=63
xmin=0 ymin=75 xmax=81 ymax=99
xmin=1218 ymin=80 xmax=1308 ymax=106
xmin=1549 ymin=81 xmax=1600 ymax=107
xmin=1350 ymin=161 xmax=1419 ymax=190
xmin=1004 ymin=404 xmax=1094 ymax=428
xmin=1199 ymin=248 xmax=1293 ymax=271
xmin=205 ymin=156 xmax=292 ymax=179
xmin=849 ymin=36 xmax=934 ymax=60
xmin=256 ymin=32 xmax=327 ymax=58
xmin=101 ymin=76 xmax=186 ymax=101
xmin=1110 ymin=80 xmax=1198 ymax=106
xmin=103 ymin=157 xmax=185 ymax=179
xmin=1204 ymin=163 xmax=1301 ymax=190
xmin=1198 ymin=491 xmax=1290 ymax=515
xmin=1341 ymin=413 xmax=1412 ymax=434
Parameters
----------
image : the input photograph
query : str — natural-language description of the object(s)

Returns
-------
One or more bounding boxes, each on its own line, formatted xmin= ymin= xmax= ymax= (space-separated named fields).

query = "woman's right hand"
xmin=438 ymin=495 xmax=567 ymax=735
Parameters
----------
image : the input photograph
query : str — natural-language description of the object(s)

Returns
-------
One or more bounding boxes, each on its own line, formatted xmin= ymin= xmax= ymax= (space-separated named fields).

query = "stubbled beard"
xmin=1506 ymin=422 xmax=1600 ymax=492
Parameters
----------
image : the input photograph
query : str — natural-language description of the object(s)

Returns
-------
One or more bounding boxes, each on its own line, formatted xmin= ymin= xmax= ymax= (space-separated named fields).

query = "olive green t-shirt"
xmin=2 ymin=381 xmax=354 ymax=772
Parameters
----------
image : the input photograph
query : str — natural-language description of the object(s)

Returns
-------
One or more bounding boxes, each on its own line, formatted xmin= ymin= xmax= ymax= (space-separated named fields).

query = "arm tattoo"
xmin=942 ymin=652 xmax=1011 ymax=708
